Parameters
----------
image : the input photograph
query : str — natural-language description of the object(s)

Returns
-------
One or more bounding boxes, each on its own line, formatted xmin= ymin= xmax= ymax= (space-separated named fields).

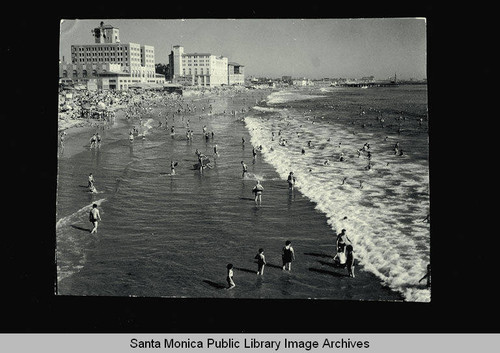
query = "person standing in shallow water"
xmin=287 ymin=172 xmax=296 ymax=189
xmin=255 ymin=248 xmax=266 ymax=275
xmin=345 ymin=244 xmax=356 ymax=278
xmin=252 ymin=180 xmax=264 ymax=205
xmin=88 ymin=173 xmax=95 ymax=188
xmin=282 ymin=240 xmax=295 ymax=271
xmin=241 ymin=160 xmax=248 ymax=177
xmin=90 ymin=133 xmax=97 ymax=148
xmin=226 ymin=263 xmax=235 ymax=289
xmin=336 ymin=228 xmax=352 ymax=253
xmin=89 ymin=203 xmax=102 ymax=234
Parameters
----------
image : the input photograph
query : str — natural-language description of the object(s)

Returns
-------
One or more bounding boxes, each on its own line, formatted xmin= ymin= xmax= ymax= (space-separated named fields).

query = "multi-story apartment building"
xmin=169 ymin=45 xmax=244 ymax=87
xmin=59 ymin=22 xmax=164 ymax=90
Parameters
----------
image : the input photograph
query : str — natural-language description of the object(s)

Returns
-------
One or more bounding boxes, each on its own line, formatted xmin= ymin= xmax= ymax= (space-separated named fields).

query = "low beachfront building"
xmin=169 ymin=45 xmax=244 ymax=87
xmin=59 ymin=21 xmax=164 ymax=90
xmin=292 ymin=78 xmax=314 ymax=86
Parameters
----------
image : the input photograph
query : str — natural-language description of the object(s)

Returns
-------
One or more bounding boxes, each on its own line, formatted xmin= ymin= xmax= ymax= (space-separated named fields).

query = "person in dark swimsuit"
xmin=345 ymin=244 xmax=355 ymax=277
xmin=281 ymin=240 xmax=295 ymax=271
xmin=287 ymin=172 xmax=296 ymax=189
xmin=255 ymin=248 xmax=266 ymax=275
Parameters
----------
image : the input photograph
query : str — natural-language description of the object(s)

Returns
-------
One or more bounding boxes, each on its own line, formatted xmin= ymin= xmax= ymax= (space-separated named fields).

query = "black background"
xmin=2 ymin=3 xmax=496 ymax=333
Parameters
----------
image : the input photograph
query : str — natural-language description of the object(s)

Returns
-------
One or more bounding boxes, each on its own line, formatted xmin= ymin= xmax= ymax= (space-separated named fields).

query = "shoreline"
xmin=56 ymin=86 xmax=406 ymax=301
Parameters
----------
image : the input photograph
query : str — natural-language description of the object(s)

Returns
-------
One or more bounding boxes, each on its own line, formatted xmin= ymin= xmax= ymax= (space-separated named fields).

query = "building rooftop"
xmin=229 ymin=62 xmax=244 ymax=67
xmin=183 ymin=53 xmax=212 ymax=57
xmin=97 ymin=71 xmax=130 ymax=76
xmin=96 ymin=21 xmax=117 ymax=29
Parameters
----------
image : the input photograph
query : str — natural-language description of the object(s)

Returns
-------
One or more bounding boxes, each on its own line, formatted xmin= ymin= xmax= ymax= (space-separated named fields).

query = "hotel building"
xmin=59 ymin=22 xmax=164 ymax=90
xmin=168 ymin=45 xmax=244 ymax=86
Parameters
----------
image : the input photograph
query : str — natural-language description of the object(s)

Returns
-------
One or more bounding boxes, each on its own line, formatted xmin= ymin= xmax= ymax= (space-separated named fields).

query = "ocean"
xmin=56 ymin=84 xmax=429 ymax=302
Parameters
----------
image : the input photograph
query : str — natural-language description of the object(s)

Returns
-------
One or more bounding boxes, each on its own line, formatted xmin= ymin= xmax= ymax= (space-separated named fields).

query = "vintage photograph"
xmin=56 ymin=18 xmax=429 ymax=302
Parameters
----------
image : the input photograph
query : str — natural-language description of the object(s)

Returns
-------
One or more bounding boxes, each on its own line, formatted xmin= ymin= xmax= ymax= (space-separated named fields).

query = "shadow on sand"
xmin=70 ymin=225 xmax=91 ymax=232
xmin=234 ymin=267 xmax=256 ymax=274
xmin=309 ymin=267 xmax=346 ymax=277
xmin=265 ymin=262 xmax=283 ymax=270
xmin=304 ymin=252 xmax=334 ymax=259
xmin=202 ymin=280 xmax=226 ymax=290
xmin=239 ymin=197 xmax=255 ymax=201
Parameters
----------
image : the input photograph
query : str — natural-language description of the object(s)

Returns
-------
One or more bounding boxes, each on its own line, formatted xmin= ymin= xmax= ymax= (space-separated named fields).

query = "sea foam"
xmin=244 ymin=99 xmax=430 ymax=302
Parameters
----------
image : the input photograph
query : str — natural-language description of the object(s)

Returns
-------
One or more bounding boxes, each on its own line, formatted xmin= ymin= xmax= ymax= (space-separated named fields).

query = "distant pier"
xmin=337 ymin=81 xmax=399 ymax=88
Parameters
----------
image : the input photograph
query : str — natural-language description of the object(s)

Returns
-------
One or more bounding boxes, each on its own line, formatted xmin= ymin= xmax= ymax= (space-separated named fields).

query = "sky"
xmin=59 ymin=18 xmax=426 ymax=80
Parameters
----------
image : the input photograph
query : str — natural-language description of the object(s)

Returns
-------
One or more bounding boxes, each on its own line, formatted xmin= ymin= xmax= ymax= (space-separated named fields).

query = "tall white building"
xmin=169 ymin=45 xmax=231 ymax=87
xmin=60 ymin=22 xmax=164 ymax=90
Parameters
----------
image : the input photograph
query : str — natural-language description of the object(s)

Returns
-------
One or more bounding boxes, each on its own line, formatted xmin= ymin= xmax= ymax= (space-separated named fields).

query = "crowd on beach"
xmin=58 ymin=89 xmax=128 ymax=125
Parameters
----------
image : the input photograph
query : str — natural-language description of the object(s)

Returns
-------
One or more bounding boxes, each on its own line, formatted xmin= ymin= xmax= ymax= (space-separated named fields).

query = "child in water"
xmin=255 ymin=248 xmax=266 ymax=275
xmin=226 ymin=263 xmax=235 ymax=289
